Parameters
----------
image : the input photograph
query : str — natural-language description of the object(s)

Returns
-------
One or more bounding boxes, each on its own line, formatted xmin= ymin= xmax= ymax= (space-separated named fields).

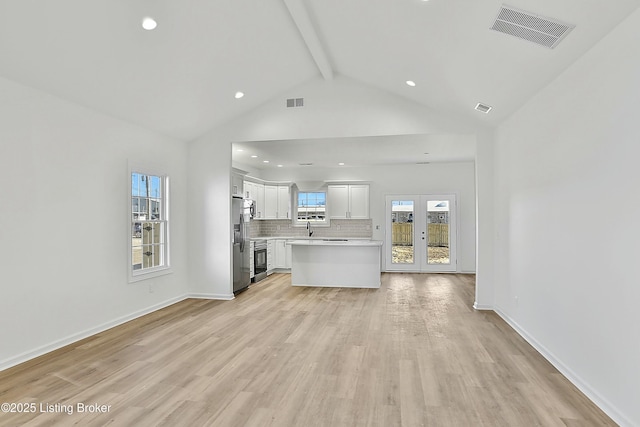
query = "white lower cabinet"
xmin=275 ymin=240 xmax=286 ymax=269
xmin=285 ymin=241 xmax=292 ymax=269
xmin=273 ymin=239 xmax=293 ymax=270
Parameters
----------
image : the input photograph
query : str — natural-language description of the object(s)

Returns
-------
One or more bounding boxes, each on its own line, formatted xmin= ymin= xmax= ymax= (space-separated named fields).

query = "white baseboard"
xmin=493 ymin=307 xmax=633 ymax=427
xmin=0 ymin=294 xmax=189 ymax=372
xmin=189 ymin=293 xmax=235 ymax=300
xmin=473 ymin=302 xmax=493 ymax=310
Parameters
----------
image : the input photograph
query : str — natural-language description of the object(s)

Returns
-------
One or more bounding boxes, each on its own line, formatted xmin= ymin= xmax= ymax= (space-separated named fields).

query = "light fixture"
xmin=142 ymin=17 xmax=157 ymax=31
xmin=263 ymin=160 xmax=269 ymax=163
xmin=234 ymin=91 xmax=244 ymax=99
xmin=277 ymin=165 xmax=283 ymax=168
xmin=406 ymin=80 xmax=416 ymax=87
xmin=338 ymin=162 xmax=345 ymax=166
xmin=236 ymin=149 xmax=244 ymax=152
xmin=251 ymin=155 xmax=258 ymax=158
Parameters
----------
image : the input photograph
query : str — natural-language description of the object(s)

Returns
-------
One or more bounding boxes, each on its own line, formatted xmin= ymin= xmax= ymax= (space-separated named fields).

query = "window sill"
xmin=129 ymin=266 xmax=173 ymax=283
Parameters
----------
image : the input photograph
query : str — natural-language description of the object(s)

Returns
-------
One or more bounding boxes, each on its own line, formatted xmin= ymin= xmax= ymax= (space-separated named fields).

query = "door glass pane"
xmin=391 ymin=201 xmax=414 ymax=264
xmin=427 ymin=201 xmax=450 ymax=264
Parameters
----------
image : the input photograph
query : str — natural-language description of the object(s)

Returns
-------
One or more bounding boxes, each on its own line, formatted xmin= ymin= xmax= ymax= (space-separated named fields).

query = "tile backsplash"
xmin=249 ymin=219 xmax=372 ymax=239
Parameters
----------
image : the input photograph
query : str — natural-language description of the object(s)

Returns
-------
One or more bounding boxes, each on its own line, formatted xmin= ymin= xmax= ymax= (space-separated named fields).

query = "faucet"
xmin=306 ymin=221 xmax=313 ymax=237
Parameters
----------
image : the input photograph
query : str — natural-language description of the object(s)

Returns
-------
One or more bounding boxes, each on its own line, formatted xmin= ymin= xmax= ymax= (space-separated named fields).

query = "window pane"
xmin=391 ymin=200 xmax=414 ymax=264
xmin=141 ymin=244 xmax=163 ymax=268
xmin=132 ymin=173 xmax=140 ymax=197
xmin=132 ymin=223 xmax=143 ymax=271
xmin=298 ymin=191 xmax=326 ymax=222
xmin=150 ymin=176 xmax=161 ymax=198
xmin=150 ymin=199 xmax=161 ymax=220
xmin=427 ymin=200 xmax=450 ymax=264
xmin=142 ymin=175 xmax=150 ymax=197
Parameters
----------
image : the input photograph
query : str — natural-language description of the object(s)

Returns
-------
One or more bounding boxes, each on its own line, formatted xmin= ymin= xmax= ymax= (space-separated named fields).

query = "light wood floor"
xmin=0 ymin=273 xmax=616 ymax=426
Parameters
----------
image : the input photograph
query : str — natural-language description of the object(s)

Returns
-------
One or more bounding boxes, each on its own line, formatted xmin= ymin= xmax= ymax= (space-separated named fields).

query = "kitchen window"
xmin=295 ymin=190 xmax=328 ymax=225
xmin=129 ymin=169 xmax=171 ymax=281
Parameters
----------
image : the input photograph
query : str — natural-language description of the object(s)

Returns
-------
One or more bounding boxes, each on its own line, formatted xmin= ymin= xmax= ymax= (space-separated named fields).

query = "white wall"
xmin=493 ymin=8 xmax=640 ymax=426
xmin=261 ymin=162 xmax=476 ymax=273
xmin=0 ymin=77 xmax=189 ymax=369
xmin=188 ymin=75 xmax=486 ymax=298
xmin=474 ymin=130 xmax=495 ymax=309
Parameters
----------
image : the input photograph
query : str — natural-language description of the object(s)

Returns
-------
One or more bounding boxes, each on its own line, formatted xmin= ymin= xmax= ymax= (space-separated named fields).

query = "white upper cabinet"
xmin=245 ymin=181 xmax=289 ymax=220
xmin=277 ymin=185 xmax=291 ymax=219
xmin=264 ymin=184 xmax=290 ymax=219
xmin=327 ymin=184 xmax=369 ymax=219
xmin=347 ymin=185 xmax=369 ymax=219
xmin=264 ymin=185 xmax=278 ymax=218
xmin=244 ymin=181 xmax=265 ymax=218
xmin=231 ymin=172 xmax=244 ymax=197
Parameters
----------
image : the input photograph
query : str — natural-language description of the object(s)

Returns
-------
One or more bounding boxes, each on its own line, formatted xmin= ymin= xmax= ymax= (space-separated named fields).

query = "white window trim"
xmin=293 ymin=187 xmax=330 ymax=227
xmin=128 ymin=163 xmax=172 ymax=283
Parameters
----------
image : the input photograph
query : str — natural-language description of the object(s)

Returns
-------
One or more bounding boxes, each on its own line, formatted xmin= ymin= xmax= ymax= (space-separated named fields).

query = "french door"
xmin=384 ymin=194 xmax=457 ymax=272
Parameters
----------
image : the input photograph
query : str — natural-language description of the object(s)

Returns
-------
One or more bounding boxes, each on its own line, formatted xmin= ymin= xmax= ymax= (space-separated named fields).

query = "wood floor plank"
xmin=0 ymin=273 xmax=617 ymax=426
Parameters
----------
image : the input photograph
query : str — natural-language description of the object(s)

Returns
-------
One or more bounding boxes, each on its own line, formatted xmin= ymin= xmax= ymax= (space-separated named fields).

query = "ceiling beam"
xmin=283 ymin=0 xmax=334 ymax=80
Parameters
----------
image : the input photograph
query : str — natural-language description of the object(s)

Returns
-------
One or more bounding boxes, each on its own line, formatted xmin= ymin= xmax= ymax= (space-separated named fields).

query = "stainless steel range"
xmin=253 ymin=239 xmax=267 ymax=282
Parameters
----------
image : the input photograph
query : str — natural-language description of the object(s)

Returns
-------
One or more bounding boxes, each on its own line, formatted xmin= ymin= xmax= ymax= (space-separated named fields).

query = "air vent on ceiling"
xmin=286 ymin=98 xmax=304 ymax=108
xmin=491 ymin=5 xmax=575 ymax=49
xmin=475 ymin=103 xmax=493 ymax=114
xmin=299 ymin=162 xmax=313 ymax=166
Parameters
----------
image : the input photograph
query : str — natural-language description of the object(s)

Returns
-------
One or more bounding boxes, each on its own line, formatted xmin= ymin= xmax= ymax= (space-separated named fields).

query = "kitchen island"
xmin=288 ymin=239 xmax=383 ymax=288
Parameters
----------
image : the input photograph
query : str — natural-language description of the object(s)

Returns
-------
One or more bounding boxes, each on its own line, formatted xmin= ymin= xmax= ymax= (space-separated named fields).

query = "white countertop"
xmin=251 ymin=236 xmax=372 ymax=241
xmin=288 ymin=239 xmax=383 ymax=247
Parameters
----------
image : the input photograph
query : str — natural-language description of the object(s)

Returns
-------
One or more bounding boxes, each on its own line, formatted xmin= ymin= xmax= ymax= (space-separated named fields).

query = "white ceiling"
xmin=1 ymin=0 xmax=639 ymax=163
xmin=234 ymin=134 xmax=476 ymax=170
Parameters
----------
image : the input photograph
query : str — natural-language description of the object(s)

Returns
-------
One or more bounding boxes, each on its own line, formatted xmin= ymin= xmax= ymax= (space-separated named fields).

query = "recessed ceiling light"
xmin=234 ymin=91 xmax=244 ymax=99
xmin=236 ymin=149 xmax=244 ymax=152
xmin=263 ymin=160 xmax=269 ymax=163
xmin=142 ymin=17 xmax=157 ymax=31
xmin=406 ymin=80 xmax=416 ymax=87
xmin=251 ymin=155 xmax=258 ymax=158
xmin=277 ymin=165 xmax=283 ymax=168
xmin=338 ymin=162 xmax=345 ymax=166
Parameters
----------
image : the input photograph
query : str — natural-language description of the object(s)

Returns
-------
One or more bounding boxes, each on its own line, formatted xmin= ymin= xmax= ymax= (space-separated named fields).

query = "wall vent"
xmin=475 ymin=102 xmax=493 ymax=114
xmin=491 ymin=5 xmax=575 ymax=49
xmin=286 ymin=98 xmax=304 ymax=108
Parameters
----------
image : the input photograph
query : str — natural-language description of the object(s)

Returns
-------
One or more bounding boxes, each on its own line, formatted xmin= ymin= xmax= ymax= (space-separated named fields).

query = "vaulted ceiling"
xmin=1 ymin=0 xmax=639 ymax=142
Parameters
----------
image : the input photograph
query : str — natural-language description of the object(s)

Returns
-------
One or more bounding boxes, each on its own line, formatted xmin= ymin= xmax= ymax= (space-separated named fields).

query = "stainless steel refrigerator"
xmin=232 ymin=196 xmax=251 ymax=293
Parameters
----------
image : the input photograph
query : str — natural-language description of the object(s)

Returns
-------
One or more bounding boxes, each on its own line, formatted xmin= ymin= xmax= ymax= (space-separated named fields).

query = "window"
xmin=130 ymin=171 xmax=170 ymax=280
xmin=295 ymin=190 xmax=327 ymax=225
